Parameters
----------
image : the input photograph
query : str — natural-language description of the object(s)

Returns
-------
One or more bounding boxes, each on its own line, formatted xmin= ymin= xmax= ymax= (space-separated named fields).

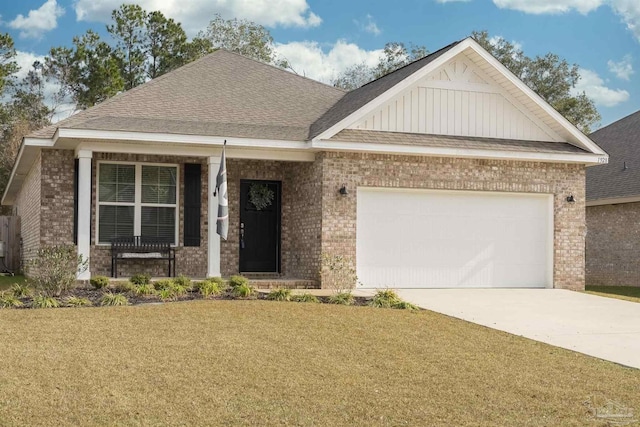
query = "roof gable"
xmin=311 ymin=37 xmax=606 ymax=156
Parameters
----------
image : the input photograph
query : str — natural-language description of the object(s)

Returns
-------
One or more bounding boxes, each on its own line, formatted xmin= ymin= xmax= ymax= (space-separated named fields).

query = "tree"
xmin=332 ymin=42 xmax=428 ymax=90
xmin=45 ymin=30 xmax=124 ymax=109
xmin=107 ymin=4 xmax=147 ymax=90
xmin=472 ymin=30 xmax=600 ymax=133
xmin=0 ymin=33 xmax=18 ymax=97
xmin=197 ymin=14 xmax=288 ymax=67
xmin=145 ymin=11 xmax=190 ymax=78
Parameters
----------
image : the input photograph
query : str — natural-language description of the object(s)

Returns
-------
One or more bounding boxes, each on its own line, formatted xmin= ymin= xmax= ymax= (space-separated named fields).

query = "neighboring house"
xmin=1 ymin=37 xmax=607 ymax=290
xmin=586 ymin=110 xmax=640 ymax=286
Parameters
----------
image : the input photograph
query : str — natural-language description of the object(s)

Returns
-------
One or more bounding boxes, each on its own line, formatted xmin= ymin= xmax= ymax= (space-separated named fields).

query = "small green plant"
xmin=205 ymin=277 xmax=227 ymax=290
xmin=266 ymin=288 xmax=292 ymax=301
xmin=195 ymin=280 xmax=222 ymax=298
xmin=134 ymin=283 xmax=156 ymax=296
xmin=291 ymin=293 xmax=320 ymax=303
xmin=392 ymin=301 xmax=419 ymax=311
xmin=10 ymin=282 xmax=31 ymax=298
xmin=113 ymin=281 xmax=135 ymax=293
xmin=369 ymin=289 xmax=401 ymax=308
xmin=130 ymin=273 xmax=151 ymax=286
xmin=32 ymin=294 xmax=60 ymax=309
xmin=65 ymin=296 xmax=92 ymax=307
xmin=90 ymin=276 xmax=110 ymax=289
xmin=232 ymin=283 xmax=255 ymax=298
xmin=172 ymin=275 xmax=192 ymax=291
xmin=0 ymin=292 xmax=23 ymax=308
xmin=153 ymin=279 xmax=173 ymax=291
xmin=158 ymin=288 xmax=176 ymax=301
xmin=228 ymin=275 xmax=250 ymax=289
xmin=328 ymin=292 xmax=354 ymax=306
xmin=26 ymin=244 xmax=87 ymax=296
xmin=321 ymin=253 xmax=358 ymax=294
xmin=100 ymin=292 xmax=129 ymax=306
xmin=169 ymin=282 xmax=188 ymax=297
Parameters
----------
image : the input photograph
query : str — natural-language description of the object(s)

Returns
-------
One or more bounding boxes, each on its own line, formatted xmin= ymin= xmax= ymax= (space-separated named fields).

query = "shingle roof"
xmin=587 ymin=110 xmax=640 ymax=201
xmin=30 ymin=49 xmax=346 ymax=141
xmin=309 ymin=40 xmax=463 ymax=139
xmin=331 ymin=129 xmax=588 ymax=155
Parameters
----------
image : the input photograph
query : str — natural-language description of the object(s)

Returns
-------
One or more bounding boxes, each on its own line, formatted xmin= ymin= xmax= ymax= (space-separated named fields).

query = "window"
xmin=98 ymin=162 xmax=178 ymax=244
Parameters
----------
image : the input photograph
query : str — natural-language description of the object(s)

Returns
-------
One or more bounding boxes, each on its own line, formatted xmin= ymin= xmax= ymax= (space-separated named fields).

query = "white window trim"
xmin=96 ymin=161 xmax=180 ymax=246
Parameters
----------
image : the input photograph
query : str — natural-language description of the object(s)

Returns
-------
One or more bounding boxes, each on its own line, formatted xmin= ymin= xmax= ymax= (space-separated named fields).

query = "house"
xmin=586 ymin=110 xmax=640 ymax=286
xmin=1 ymin=37 xmax=607 ymax=290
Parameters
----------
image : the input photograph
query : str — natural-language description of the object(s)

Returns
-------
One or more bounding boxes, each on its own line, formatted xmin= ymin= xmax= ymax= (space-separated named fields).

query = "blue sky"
xmin=1 ymin=0 xmax=639 ymax=128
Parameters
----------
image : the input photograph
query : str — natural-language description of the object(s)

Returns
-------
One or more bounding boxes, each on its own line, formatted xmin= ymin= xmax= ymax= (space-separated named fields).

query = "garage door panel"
xmin=356 ymin=188 xmax=553 ymax=288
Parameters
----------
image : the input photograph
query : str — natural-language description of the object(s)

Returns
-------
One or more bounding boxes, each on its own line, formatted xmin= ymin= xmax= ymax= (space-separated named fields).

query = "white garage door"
xmin=356 ymin=188 xmax=553 ymax=288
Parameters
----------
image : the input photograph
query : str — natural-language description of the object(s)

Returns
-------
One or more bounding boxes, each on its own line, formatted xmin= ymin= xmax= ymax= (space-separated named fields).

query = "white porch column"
xmin=208 ymin=156 xmax=221 ymax=277
xmin=76 ymin=149 xmax=92 ymax=280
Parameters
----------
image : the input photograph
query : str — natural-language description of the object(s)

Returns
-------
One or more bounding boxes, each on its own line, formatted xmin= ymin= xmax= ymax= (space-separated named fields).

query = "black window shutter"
xmin=73 ymin=158 xmax=79 ymax=245
xmin=183 ymin=163 xmax=202 ymax=246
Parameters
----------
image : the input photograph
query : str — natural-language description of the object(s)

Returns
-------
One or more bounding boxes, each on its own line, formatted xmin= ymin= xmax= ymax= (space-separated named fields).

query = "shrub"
xmin=195 ymin=280 xmax=222 ymax=298
xmin=228 ymin=275 xmax=250 ymax=289
xmin=205 ymin=277 xmax=227 ymax=290
xmin=169 ymin=282 xmax=188 ymax=297
xmin=392 ymin=301 xmax=419 ymax=311
xmin=153 ymin=279 xmax=173 ymax=291
xmin=134 ymin=283 xmax=156 ymax=296
xmin=232 ymin=283 xmax=255 ymax=298
xmin=0 ymin=292 xmax=23 ymax=308
xmin=321 ymin=253 xmax=358 ymax=294
xmin=10 ymin=282 xmax=31 ymax=298
xmin=291 ymin=293 xmax=320 ymax=303
xmin=26 ymin=245 xmax=87 ymax=297
xmin=32 ymin=294 xmax=60 ymax=309
xmin=113 ymin=281 xmax=135 ymax=293
xmin=328 ymin=292 xmax=354 ymax=306
xmin=65 ymin=296 xmax=92 ymax=307
xmin=266 ymin=288 xmax=292 ymax=301
xmin=130 ymin=274 xmax=151 ymax=286
xmin=172 ymin=275 xmax=192 ymax=290
xmin=89 ymin=276 xmax=110 ymax=289
xmin=158 ymin=288 xmax=176 ymax=301
xmin=100 ymin=292 xmax=129 ymax=306
xmin=369 ymin=289 xmax=401 ymax=308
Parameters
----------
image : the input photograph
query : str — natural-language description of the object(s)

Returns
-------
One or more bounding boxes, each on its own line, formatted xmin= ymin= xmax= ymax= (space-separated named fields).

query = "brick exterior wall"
xmin=12 ymin=148 xmax=587 ymax=290
xmin=13 ymin=151 xmax=41 ymax=265
xmin=90 ymin=153 xmax=209 ymax=278
xmin=319 ymin=152 xmax=586 ymax=290
xmin=586 ymin=203 xmax=640 ymax=287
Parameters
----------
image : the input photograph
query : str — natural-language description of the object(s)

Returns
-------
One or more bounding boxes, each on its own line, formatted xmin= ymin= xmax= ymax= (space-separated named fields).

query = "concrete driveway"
xmin=395 ymin=289 xmax=640 ymax=369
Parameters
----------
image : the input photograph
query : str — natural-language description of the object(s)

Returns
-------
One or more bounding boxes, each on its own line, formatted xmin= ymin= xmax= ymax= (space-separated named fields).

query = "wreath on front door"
xmin=249 ymin=183 xmax=274 ymax=210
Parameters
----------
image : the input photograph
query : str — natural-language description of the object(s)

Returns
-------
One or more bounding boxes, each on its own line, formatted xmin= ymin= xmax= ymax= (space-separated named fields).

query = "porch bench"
xmin=111 ymin=236 xmax=176 ymax=278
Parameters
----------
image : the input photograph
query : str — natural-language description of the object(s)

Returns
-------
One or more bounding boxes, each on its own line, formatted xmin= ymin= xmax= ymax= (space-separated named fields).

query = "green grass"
xmin=0 ymin=274 xmax=26 ymax=291
xmin=0 ymin=301 xmax=639 ymax=426
xmin=585 ymin=285 xmax=640 ymax=303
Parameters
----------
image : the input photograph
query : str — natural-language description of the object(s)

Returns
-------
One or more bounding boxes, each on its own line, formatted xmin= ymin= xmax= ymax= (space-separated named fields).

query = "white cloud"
xmin=573 ymin=68 xmax=630 ymax=107
xmin=74 ymin=0 xmax=321 ymax=36
xmin=8 ymin=0 xmax=65 ymax=39
xmin=354 ymin=14 xmax=381 ymax=36
xmin=608 ymin=55 xmax=634 ymax=80
xmin=610 ymin=0 xmax=640 ymax=42
xmin=274 ymin=40 xmax=384 ymax=83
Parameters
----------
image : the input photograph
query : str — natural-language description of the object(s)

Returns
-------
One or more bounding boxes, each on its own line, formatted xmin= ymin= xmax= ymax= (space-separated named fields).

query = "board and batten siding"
xmin=349 ymin=55 xmax=559 ymax=142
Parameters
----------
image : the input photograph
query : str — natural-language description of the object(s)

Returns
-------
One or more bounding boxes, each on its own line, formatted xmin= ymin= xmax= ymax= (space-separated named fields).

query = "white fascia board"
xmin=464 ymin=38 xmax=606 ymax=156
xmin=24 ymin=137 xmax=55 ymax=147
xmin=586 ymin=196 xmax=640 ymax=207
xmin=58 ymin=128 xmax=308 ymax=150
xmin=312 ymin=139 xmax=607 ymax=165
xmin=312 ymin=41 xmax=472 ymax=143
xmin=1 ymin=144 xmax=26 ymax=205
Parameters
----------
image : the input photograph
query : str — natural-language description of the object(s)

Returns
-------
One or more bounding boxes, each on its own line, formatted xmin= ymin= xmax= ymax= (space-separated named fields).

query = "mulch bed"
xmin=12 ymin=286 xmax=372 ymax=309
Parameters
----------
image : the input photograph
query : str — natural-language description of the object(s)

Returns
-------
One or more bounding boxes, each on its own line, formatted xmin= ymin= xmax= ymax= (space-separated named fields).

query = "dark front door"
xmin=239 ymin=180 xmax=281 ymax=273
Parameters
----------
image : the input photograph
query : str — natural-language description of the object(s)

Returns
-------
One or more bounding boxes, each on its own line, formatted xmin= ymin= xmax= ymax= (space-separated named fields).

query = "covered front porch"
xmin=68 ymin=135 xmax=322 ymax=285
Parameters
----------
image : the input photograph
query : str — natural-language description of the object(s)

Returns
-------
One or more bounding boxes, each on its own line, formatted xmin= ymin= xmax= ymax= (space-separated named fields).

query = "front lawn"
xmin=0 ymin=301 xmax=638 ymax=426
xmin=585 ymin=285 xmax=640 ymax=303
